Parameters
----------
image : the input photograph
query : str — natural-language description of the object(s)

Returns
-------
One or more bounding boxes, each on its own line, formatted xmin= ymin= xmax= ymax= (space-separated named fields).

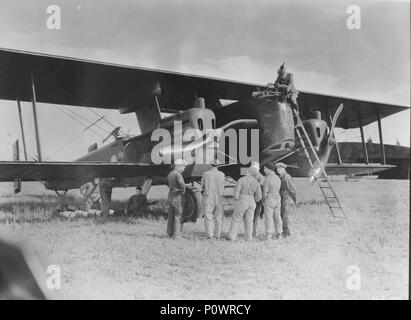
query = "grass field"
xmin=0 ymin=179 xmax=409 ymax=300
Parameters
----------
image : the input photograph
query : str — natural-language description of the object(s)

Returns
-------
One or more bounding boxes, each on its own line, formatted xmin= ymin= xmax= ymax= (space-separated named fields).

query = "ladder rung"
xmin=294 ymin=107 xmax=347 ymax=220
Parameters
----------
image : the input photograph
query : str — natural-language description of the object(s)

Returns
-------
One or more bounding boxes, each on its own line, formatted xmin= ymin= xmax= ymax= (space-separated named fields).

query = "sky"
xmin=0 ymin=0 xmax=409 ymax=161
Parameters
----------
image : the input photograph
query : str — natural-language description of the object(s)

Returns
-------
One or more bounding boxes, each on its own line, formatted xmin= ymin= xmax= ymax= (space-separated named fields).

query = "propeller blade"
xmin=309 ymin=105 xmax=343 ymax=183
xmin=329 ymin=103 xmax=344 ymax=138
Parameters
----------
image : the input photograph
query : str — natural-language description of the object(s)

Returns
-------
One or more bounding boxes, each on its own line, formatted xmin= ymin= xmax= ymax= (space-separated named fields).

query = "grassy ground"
xmin=0 ymin=179 xmax=408 ymax=299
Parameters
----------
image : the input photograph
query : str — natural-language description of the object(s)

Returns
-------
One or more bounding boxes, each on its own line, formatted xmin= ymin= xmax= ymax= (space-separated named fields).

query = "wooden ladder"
xmin=293 ymin=109 xmax=347 ymax=220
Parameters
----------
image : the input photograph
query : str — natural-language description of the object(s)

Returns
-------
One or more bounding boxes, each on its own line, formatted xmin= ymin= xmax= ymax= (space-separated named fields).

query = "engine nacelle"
xmin=302 ymin=114 xmax=328 ymax=150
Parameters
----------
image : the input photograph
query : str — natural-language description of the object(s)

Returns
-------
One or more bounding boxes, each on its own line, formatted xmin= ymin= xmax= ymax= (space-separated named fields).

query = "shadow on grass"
xmin=296 ymin=199 xmax=327 ymax=207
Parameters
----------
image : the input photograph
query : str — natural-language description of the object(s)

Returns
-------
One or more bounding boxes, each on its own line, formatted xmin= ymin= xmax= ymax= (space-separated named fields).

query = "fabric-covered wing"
xmin=325 ymin=163 xmax=394 ymax=176
xmin=0 ymin=48 xmax=257 ymax=112
xmin=0 ymin=48 xmax=408 ymax=128
xmin=0 ymin=161 xmax=170 ymax=182
xmin=298 ymin=91 xmax=409 ymax=129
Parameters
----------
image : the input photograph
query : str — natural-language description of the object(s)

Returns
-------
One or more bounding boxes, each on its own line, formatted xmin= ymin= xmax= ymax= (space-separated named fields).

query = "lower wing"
xmin=325 ymin=163 xmax=394 ymax=176
xmin=0 ymin=161 xmax=170 ymax=182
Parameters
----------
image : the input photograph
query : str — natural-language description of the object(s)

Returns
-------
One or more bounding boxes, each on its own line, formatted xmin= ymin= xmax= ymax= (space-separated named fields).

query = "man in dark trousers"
xmin=99 ymin=178 xmax=114 ymax=222
xmin=275 ymin=162 xmax=297 ymax=237
xmin=166 ymin=159 xmax=187 ymax=239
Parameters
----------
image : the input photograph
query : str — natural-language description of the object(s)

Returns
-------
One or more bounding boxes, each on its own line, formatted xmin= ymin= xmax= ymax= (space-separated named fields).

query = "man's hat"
xmin=211 ymin=159 xmax=220 ymax=166
xmin=275 ymin=162 xmax=287 ymax=169
xmin=250 ymin=161 xmax=260 ymax=171
xmin=174 ymin=158 xmax=187 ymax=166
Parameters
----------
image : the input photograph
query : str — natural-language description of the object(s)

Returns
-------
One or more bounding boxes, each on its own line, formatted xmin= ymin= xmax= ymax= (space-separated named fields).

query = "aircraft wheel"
xmin=182 ymin=186 xmax=203 ymax=223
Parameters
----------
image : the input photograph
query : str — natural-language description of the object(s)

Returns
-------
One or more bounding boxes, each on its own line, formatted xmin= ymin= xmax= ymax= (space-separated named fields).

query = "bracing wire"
xmin=86 ymin=107 xmax=132 ymax=139
xmin=51 ymin=76 xmax=131 ymax=138
xmin=58 ymin=104 xmax=112 ymax=136
xmin=48 ymin=73 xmax=132 ymax=139
xmin=53 ymin=104 xmax=105 ymax=139
xmin=43 ymin=129 xmax=90 ymax=161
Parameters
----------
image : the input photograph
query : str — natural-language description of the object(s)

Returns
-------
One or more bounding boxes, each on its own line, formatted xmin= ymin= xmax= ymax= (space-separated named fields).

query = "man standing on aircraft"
xmin=262 ymin=164 xmax=282 ymax=240
xmin=226 ymin=164 xmax=262 ymax=241
xmin=249 ymin=162 xmax=265 ymax=238
xmin=275 ymin=162 xmax=297 ymax=237
xmin=80 ymin=178 xmax=101 ymax=211
xmin=201 ymin=159 xmax=225 ymax=239
xmin=273 ymin=62 xmax=299 ymax=111
xmin=166 ymin=159 xmax=187 ymax=239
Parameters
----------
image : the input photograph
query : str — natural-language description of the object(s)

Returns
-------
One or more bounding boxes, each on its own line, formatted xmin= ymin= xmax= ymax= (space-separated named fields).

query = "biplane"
xmin=0 ymin=48 xmax=408 ymax=221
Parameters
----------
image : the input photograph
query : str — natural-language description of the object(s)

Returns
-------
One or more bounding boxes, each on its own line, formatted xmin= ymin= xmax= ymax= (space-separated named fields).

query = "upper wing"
xmin=298 ymin=91 xmax=409 ymax=129
xmin=0 ymin=161 xmax=170 ymax=182
xmin=0 ymin=47 xmax=408 ymax=128
xmin=0 ymin=47 xmax=257 ymax=112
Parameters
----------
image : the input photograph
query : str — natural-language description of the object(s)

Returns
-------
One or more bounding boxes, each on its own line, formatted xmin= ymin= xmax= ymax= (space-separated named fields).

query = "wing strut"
xmin=376 ymin=110 xmax=386 ymax=165
xmin=31 ymin=74 xmax=42 ymax=161
xmin=358 ymin=111 xmax=369 ymax=165
xmin=16 ymin=99 xmax=28 ymax=160
xmin=293 ymin=108 xmax=347 ymax=220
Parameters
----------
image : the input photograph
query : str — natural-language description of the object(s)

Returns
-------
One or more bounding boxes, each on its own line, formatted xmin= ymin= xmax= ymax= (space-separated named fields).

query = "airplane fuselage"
xmin=45 ymin=95 xmax=332 ymax=191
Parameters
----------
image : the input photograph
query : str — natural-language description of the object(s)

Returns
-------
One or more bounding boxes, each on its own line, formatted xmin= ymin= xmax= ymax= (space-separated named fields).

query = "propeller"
xmin=310 ymin=103 xmax=344 ymax=182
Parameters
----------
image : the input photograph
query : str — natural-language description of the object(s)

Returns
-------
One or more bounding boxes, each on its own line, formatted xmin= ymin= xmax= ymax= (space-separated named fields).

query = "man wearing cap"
xmin=226 ymin=164 xmax=262 ymax=241
xmin=274 ymin=63 xmax=299 ymax=111
xmin=166 ymin=159 xmax=187 ymax=239
xmin=249 ymin=161 xmax=265 ymax=238
xmin=200 ymin=159 xmax=225 ymax=239
xmin=275 ymin=162 xmax=297 ymax=237
xmin=262 ymin=164 xmax=282 ymax=240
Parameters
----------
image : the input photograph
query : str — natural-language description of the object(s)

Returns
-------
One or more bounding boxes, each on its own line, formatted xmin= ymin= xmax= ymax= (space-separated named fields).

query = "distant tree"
xmin=367 ymin=137 xmax=373 ymax=144
xmin=396 ymin=139 xmax=401 ymax=146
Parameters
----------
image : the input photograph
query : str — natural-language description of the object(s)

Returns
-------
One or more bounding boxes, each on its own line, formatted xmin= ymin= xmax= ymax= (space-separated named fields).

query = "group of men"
xmin=166 ymin=159 xmax=297 ymax=241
